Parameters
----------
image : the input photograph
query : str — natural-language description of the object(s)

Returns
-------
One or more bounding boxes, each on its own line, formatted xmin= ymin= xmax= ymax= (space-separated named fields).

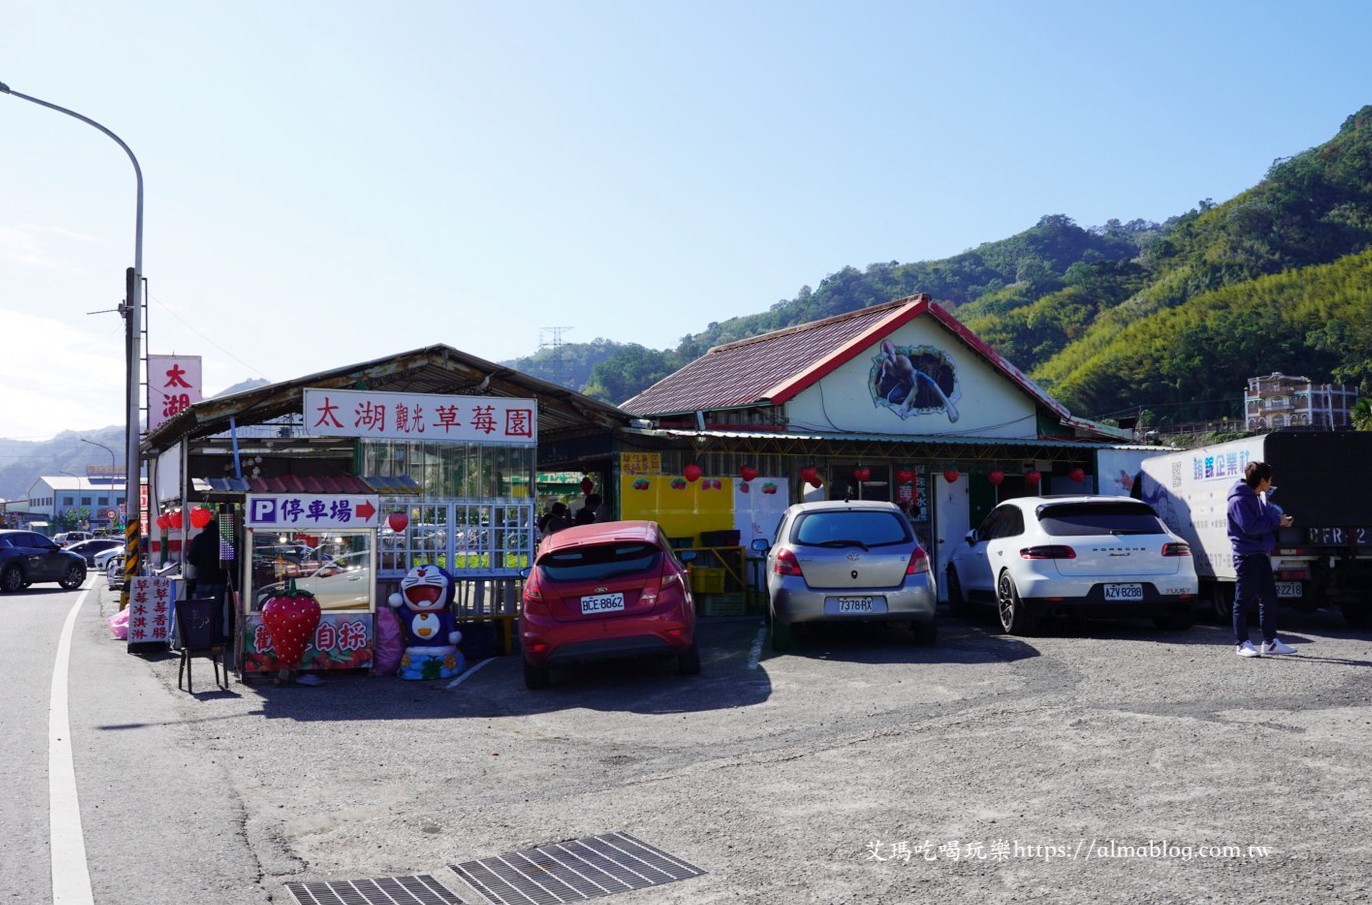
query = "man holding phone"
xmin=1228 ymin=461 xmax=1297 ymax=658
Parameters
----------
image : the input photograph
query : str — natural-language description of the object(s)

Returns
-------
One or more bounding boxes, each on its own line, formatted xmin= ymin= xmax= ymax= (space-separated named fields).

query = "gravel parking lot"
xmin=109 ymin=583 xmax=1372 ymax=904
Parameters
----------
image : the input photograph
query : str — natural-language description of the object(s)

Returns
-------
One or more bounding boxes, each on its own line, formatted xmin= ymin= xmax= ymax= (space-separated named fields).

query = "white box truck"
xmin=1133 ymin=432 xmax=1372 ymax=626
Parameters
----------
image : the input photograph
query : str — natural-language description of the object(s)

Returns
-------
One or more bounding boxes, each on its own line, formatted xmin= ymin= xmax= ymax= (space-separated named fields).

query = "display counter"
xmin=239 ymin=523 xmax=377 ymax=677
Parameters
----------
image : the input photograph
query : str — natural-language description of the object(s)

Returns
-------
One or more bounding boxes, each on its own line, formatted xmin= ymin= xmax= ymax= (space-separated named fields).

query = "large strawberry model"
xmin=261 ymin=579 xmax=322 ymax=684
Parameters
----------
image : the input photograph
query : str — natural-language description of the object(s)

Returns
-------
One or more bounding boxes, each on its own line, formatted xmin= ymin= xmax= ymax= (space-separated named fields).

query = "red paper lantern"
xmin=853 ymin=466 xmax=871 ymax=482
xmin=943 ymin=469 xmax=960 ymax=484
xmin=580 ymin=476 xmax=595 ymax=496
xmin=1069 ymin=467 xmax=1086 ymax=483
xmin=1025 ymin=470 xmax=1042 ymax=486
xmin=168 ymin=509 xmax=183 ymax=530
xmin=988 ymin=469 xmax=1005 ymax=486
xmin=387 ymin=511 xmax=410 ymax=533
xmin=156 ymin=513 xmax=171 ymax=530
xmin=808 ymin=474 xmax=824 ymax=488
xmin=895 ymin=468 xmax=914 ymax=484
xmin=740 ymin=465 xmax=759 ymax=483
xmin=683 ymin=463 xmax=703 ymax=483
xmin=799 ymin=466 xmax=817 ymax=484
xmin=190 ymin=506 xmax=214 ymax=530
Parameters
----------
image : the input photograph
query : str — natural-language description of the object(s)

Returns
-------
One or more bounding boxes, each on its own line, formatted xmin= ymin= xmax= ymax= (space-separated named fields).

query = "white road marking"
xmin=50 ymin=583 xmax=95 ymax=904
xmin=446 ymin=656 xmax=496 ymax=688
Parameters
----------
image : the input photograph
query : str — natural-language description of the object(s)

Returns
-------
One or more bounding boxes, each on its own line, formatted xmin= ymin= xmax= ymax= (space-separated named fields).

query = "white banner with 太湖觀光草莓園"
xmin=301 ymin=388 xmax=536 ymax=444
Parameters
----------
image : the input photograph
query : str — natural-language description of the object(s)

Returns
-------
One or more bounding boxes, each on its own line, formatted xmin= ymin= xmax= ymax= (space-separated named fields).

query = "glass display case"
xmin=239 ymin=527 xmax=377 ymax=676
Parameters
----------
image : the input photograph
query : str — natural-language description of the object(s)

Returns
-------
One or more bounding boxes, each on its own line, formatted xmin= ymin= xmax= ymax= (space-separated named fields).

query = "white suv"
xmin=53 ymin=531 xmax=94 ymax=547
xmin=946 ymin=495 xmax=1198 ymax=634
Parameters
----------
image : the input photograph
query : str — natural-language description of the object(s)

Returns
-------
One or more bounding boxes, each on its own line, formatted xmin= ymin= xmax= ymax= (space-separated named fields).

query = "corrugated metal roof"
xmin=629 ymin=427 xmax=1154 ymax=451
xmin=200 ymin=474 xmax=421 ymax=495
xmin=144 ymin=344 xmax=628 ymax=449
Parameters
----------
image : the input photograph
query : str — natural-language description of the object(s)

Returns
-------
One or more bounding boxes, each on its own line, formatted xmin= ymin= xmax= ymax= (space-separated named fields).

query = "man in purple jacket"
xmin=1228 ymin=461 xmax=1296 ymax=657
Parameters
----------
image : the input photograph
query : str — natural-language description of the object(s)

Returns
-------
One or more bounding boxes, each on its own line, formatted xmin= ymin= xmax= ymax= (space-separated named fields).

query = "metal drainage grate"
xmin=285 ymin=874 xmax=468 ymax=905
xmin=450 ymin=831 xmax=705 ymax=904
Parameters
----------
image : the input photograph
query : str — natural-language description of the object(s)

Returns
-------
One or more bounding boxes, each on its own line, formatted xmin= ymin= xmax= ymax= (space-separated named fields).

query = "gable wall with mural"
xmin=782 ymin=318 xmax=1038 ymax=438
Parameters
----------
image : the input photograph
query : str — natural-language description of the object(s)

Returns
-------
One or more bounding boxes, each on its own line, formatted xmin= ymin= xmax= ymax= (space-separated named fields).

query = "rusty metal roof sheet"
xmin=144 ymin=344 xmax=628 ymax=450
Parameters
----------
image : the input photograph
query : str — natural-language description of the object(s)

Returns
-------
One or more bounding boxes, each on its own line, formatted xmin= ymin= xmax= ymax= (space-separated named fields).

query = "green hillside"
xmin=513 ymin=106 xmax=1372 ymax=425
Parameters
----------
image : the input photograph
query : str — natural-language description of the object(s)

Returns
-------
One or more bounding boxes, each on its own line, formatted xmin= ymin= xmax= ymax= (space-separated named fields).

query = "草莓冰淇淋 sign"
xmin=301 ymin=388 xmax=536 ymax=444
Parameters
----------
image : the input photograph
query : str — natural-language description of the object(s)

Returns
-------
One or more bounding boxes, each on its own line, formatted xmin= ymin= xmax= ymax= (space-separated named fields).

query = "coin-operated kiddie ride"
xmin=387 ymin=563 xmax=465 ymax=680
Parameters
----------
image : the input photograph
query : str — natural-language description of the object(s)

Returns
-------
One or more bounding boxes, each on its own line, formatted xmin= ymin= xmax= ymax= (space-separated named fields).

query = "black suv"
xmin=0 ymin=530 xmax=88 ymax=592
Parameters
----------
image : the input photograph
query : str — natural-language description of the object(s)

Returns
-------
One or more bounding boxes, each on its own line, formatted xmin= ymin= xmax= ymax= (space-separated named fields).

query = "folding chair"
xmin=175 ymin=597 xmax=228 ymax=692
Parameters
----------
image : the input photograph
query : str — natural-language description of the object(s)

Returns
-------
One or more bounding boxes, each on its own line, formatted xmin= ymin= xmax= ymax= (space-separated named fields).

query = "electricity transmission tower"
xmin=539 ymin=326 xmax=574 ymax=387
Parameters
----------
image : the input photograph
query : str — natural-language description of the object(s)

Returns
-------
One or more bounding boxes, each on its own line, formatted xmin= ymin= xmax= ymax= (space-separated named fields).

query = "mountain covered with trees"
xmin=11 ymin=109 xmax=1372 ymax=501
xmin=511 ymin=105 xmax=1372 ymax=429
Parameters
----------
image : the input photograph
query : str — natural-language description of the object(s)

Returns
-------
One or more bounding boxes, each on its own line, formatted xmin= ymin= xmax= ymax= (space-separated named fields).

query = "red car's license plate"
xmin=581 ymin=592 xmax=625 ymax=614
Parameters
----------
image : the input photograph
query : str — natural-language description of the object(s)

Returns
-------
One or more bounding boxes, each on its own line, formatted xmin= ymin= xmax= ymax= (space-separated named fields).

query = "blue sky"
xmin=3 ymin=1 xmax=1370 ymax=442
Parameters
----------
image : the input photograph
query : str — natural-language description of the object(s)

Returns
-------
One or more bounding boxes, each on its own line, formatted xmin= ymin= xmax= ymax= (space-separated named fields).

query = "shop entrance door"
xmin=932 ymin=471 xmax=969 ymax=603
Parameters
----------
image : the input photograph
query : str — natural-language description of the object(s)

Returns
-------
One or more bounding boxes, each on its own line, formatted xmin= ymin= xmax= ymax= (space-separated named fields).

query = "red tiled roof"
xmin=621 ymin=294 xmax=1078 ymax=424
xmin=622 ymin=299 xmax=920 ymax=416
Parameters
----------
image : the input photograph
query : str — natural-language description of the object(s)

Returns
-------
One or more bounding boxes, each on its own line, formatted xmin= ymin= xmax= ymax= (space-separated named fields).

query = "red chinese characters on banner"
xmin=127 ymin=577 xmax=173 ymax=644
xmin=505 ymin=408 xmax=533 ymax=438
xmin=354 ymin=401 xmax=387 ymax=431
xmin=314 ymin=395 xmax=344 ymax=429
xmin=302 ymin=388 xmax=537 ymax=444
xmin=147 ymin=355 xmax=203 ymax=431
xmin=246 ymin=613 xmax=374 ymax=673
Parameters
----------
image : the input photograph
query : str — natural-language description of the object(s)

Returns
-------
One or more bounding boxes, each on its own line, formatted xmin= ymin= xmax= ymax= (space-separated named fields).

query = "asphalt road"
xmin=12 ymin=579 xmax=1372 ymax=904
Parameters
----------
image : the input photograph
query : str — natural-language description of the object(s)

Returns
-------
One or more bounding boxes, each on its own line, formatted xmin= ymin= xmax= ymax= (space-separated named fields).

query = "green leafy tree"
xmin=582 ymin=345 xmax=678 ymax=404
xmin=1354 ymin=397 xmax=1372 ymax=431
xmin=57 ymin=507 xmax=91 ymax=532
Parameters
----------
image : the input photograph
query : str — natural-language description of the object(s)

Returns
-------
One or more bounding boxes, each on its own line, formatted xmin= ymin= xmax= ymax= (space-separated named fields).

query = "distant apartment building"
xmin=1245 ymin=372 xmax=1357 ymax=431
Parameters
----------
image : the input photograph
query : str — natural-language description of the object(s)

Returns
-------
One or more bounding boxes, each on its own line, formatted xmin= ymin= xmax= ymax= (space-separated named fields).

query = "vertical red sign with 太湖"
xmin=147 ymin=355 xmax=203 ymax=431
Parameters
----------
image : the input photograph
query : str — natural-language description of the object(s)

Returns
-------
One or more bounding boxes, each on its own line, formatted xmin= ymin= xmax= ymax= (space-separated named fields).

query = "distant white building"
xmin=1245 ymin=372 xmax=1357 ymax=431
xmin=20 ymin=475 xmax=127 ymax=532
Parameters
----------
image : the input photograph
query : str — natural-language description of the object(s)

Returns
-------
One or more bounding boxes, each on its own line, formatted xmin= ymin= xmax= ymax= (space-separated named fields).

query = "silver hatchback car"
xmin=754 ymin=500 xmax=938 ymax=649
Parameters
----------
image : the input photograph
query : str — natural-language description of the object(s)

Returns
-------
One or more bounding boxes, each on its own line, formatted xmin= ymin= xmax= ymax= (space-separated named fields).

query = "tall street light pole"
xmin=2 ymin=81 xmax=144 ymax=607
xmin=81 ymin=437 xmax=118 ymax=477
xmin=81 ymin=438 xmax=120 ymax=529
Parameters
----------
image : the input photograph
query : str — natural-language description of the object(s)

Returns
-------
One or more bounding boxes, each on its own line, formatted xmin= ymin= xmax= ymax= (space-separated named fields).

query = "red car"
xmin=519 ymin=520 xmax=699 ymax=689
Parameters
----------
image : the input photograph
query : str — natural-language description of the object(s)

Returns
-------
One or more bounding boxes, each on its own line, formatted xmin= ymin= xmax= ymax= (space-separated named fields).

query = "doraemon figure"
xmin=387 ymin=563 xmax=465 ymax=680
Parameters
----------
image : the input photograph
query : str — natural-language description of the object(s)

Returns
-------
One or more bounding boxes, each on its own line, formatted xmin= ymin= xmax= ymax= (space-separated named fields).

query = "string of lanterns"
xmin=703 ymin=462 xmax=1088 ymax=487
xmin=155 ymin=505 xmax=214 ymax=531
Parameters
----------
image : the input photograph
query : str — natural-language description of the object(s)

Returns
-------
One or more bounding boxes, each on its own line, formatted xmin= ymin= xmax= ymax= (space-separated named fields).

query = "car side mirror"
xmin=677 ymin=550 xmax=697 ymax=563
xmin=749 ymin=538 xmax=770 ymax=553
xmin=964 ymin=529 xmax=979 ymax=545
